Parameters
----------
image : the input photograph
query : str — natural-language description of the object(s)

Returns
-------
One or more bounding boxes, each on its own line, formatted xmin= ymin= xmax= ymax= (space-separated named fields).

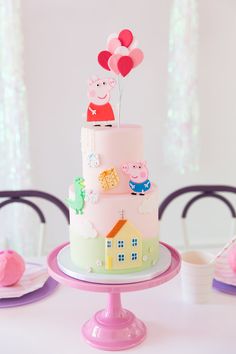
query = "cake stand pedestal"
xmin=47 ymin=242 xmax=181 ymax=351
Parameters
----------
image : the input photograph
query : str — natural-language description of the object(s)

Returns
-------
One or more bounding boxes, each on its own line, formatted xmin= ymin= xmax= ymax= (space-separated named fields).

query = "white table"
xmin=1 ymin=273 xmax=236 ymax=354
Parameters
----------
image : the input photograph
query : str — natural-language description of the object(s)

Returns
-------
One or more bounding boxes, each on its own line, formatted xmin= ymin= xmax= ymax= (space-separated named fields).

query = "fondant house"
xmin=105 ymin=219 xmax=143 ymax=270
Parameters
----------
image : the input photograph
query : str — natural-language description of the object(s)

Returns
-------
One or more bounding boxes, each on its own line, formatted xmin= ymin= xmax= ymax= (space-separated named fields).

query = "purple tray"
xmin=0 ymin=277 xmax=58 ymax=308
xmin=213 ymin=278 xmax=236 ymax=295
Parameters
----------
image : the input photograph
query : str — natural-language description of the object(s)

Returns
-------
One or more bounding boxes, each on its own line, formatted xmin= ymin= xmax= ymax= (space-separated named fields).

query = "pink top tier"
xmin=81 ymin=125 xmax=144 ymax=194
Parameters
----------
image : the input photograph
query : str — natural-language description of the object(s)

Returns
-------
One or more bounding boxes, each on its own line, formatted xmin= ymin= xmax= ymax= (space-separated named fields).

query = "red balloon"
xmin=117 ymin=56 xmax=134 ymax=77
xmin=98 ymin=51 xmax=112 ymax=71
xmin=118 ymin=29 xmax=133 ymax=48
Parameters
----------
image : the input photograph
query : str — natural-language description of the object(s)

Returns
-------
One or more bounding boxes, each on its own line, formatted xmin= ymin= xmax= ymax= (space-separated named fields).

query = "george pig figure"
xmin=87 ymin=77 xmax=116 ymax=127
xmin=122 ymin=161 xmax=151 ymax=195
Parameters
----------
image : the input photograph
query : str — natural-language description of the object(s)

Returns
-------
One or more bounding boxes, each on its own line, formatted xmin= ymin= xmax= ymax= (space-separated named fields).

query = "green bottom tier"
xmin=70 ymin=231 xmax=159 ymax=274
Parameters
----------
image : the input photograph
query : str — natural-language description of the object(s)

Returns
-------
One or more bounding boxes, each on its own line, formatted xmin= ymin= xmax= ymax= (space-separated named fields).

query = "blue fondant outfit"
xmin=129 ymin=179 xmax=151 ymax=193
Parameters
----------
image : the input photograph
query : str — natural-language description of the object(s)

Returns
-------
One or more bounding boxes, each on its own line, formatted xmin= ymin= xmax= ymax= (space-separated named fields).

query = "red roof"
xmin=106 ymin=220 xmax=127 ymax=238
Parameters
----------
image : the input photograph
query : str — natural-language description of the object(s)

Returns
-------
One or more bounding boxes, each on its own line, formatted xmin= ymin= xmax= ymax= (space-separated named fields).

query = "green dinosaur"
xmin=67 ymin=177 xmax=85 ymax=215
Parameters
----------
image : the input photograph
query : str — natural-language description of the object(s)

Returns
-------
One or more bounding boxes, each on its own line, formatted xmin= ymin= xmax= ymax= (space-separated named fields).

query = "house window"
xmin=132 ymin=238 xmax=138 ymax=247
xmin=118 ymin=253 xmax=125 ymax=262
xmin=106 ymin=240 xmax=112 ymax=248
xmin=117 ymin=240 xmax=124 ymax=248
xmin=131 ymin=252 xmax=138 ymax=261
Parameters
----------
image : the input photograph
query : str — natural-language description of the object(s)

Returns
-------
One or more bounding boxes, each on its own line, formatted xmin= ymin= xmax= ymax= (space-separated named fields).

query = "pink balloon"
xmin=114 ymin=46 xmax=129 ymax=56
xmin=117 ymin=56 xmax=134 ymax=77
xmin=129 ymin=48 xmax=144 ymax=68
xmin=98 ymin=50 xmax=112 ymax=71
xmin=118 ymin=29 xmax=133 ymax=48
xmin=128 ymin=38 xmax=138 ymax=50
xmin=107 ymin=33 xmax=118 ymax=43
xmin=108 ymin=54 xmax=122 ymax=75
xmin=107 ymin=38 xmax=121 ymax=54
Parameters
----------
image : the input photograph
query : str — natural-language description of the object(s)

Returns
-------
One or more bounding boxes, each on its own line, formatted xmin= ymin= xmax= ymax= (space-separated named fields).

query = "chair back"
xmin=159 ymin=185 xmax=236 ymax=249
xmin=0 ymin=190 xmax=69 ymax=256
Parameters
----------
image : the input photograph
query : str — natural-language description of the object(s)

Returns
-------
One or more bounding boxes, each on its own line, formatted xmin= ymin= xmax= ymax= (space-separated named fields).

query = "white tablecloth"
xmin=1 ymin=273 xmax=236 ymax=354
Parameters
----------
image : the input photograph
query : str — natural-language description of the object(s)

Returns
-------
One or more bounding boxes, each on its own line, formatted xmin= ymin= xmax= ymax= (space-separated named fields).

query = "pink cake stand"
xmin=48 ymin=242 xmax=181 ymax=351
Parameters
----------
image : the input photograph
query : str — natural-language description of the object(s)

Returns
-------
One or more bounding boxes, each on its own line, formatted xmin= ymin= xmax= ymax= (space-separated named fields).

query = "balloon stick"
xmin=117 ymin=75 xmax=122 ymax=128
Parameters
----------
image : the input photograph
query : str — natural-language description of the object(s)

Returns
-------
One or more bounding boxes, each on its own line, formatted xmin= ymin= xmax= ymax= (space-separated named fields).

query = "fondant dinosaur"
xmin=67 ymin=177 xmax=85 ymax=215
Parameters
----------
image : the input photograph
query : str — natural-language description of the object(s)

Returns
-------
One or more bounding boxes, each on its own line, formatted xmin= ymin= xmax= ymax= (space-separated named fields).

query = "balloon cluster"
xmin=98 ymin=29 xmax=144 ymax=77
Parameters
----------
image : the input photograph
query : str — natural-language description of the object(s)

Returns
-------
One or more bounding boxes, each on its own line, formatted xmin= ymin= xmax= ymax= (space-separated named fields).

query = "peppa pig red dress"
xmin=87 ymin=102 xmax=115 ymax=122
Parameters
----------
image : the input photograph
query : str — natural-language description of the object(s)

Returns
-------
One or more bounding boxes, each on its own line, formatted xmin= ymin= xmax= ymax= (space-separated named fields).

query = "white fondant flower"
xmin=96 ymin=260 xmax=103 ymax=267
xmin=139 ymin=191 xmax=157 ymax=214
xmin=142 ymin=255 xmax=148 ymax=262
xmin=87 ymin=152 xmax=100 ymax=168
xmin=85 ymin=189 xmax=99 ymax=204
xmin=78 ymin=219 xmax=98 ymax=239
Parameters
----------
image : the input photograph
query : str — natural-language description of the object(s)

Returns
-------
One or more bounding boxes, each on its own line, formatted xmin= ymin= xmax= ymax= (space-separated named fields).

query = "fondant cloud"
xmin=139 ymin=191 xmax=157 ymax=214
xmin=78 ymin=219 xmax=98 ymax=239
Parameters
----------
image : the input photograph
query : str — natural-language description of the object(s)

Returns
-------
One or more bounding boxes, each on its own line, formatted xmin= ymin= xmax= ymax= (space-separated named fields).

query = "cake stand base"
xmin=82 ymin=313 xmax=146 ymax=351
xmin=48 ymin=242 xmax=181 ymax=351
xmin=82 ymin=293 xmax=146 ymax=350
xmin=82 ymin=294 xmax=146 ymax=351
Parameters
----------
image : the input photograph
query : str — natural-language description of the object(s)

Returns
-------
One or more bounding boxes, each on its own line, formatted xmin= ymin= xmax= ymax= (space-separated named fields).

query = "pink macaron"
xmin=228 ymin=244 xmax=236 ymax=273
xmin=0 ymin=250 xmax=25 ymax=287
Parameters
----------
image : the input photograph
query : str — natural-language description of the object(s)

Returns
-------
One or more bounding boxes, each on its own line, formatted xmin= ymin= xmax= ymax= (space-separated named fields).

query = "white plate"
xmin=0 ymin=262 xmax=49 ymax=299
xmin=57 ymin=244 xmax=172 ymax=284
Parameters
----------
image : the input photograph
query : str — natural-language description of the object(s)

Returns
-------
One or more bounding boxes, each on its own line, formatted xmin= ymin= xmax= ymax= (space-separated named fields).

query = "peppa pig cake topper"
xmin=122 ymin=161 xmax=151 ymax=196
xmin=87 ymin=76 xmax=116 ymax=127
xmin=90 ymin=28 xmax=144 ymax=127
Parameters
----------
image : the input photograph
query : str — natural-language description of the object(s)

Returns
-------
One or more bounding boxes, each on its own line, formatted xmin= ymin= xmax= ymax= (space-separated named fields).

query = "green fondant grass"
xmin=70 ymin=233 xmax=159 ymax=274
